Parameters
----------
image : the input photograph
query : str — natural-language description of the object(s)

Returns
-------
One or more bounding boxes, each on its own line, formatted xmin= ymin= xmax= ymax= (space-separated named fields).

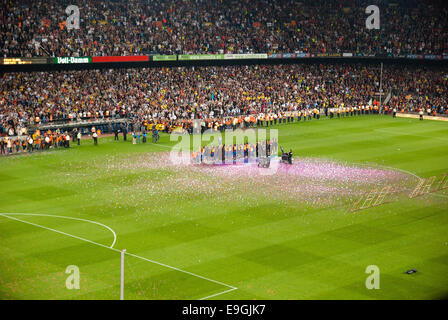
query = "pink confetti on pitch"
xmin=90 ymin=152 xmax=414 ymax=208
xmin=193 ymin=157 xmax=403 ymax=184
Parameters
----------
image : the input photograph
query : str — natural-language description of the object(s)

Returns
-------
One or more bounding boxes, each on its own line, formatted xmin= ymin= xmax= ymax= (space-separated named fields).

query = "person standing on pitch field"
xmin=137 ymin=132 xmax=141 ymax=144
xmin=0 ymin=137 xmax=5 ymax=155
xmin=77 ymin=131 xmax=81 ymax=145
xmin=27 ymin=135 xmax=33 ymax=152
xmin=65 ymin=133 xmax=70 ymax=148
xmin=122 ymin=124 xmax=128 ymax=141
xmin=393 ymin=107 xmax=397 ymax=118
xmin=419 ymin=108 xmax=424 ymax=120
xmin=93 ymin=131 xmax=98 ymax=145
xmin=114 ymin=127 xmax=119 ymax=141
xmin=6 ymin=137 xmax=12 ymax=154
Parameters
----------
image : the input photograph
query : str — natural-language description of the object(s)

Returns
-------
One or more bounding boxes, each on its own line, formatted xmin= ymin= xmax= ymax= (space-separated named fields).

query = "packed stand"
xmin=386 ymin=67 xmax=448 ymax=115
xmin=0 ymin=63 xmax=389 ymax=136
xmin=1 ymin=0 xmax=447 ymax=57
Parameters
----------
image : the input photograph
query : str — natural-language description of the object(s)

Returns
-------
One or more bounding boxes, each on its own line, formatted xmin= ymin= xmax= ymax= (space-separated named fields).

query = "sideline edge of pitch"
xmin=0 ymin=212 xmax=237 ymax=300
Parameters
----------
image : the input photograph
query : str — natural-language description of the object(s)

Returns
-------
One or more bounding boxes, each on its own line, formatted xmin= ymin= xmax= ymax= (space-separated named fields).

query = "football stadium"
xmin=0 ymin=0 xmax=447 ymax=304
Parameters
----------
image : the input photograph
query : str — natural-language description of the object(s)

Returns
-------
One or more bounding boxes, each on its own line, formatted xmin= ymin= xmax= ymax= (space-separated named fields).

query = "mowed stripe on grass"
xmin=0 ymin=115 xmax=447 ymax=299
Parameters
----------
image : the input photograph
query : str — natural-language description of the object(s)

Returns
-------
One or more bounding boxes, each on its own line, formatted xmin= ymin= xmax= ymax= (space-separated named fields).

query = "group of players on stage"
xmin=191 ymin=138 xmax=279 ymax=165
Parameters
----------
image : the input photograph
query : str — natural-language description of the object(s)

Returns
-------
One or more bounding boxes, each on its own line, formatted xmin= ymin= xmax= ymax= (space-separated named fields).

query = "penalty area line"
xmin=0 ymin=213 xmax=117 ymax=248
xmin=124 ymin=251 xmax=237 ymax=291
xmin=0 ymin=213 xmax=117 ymax=250
xmin=199 ymin=287 xmax=238 ymax=300
xmin=0 ymin=213 xmax=237 ymax=298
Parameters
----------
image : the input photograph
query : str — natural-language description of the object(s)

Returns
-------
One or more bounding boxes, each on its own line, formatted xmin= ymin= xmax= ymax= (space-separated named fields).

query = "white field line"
xmin=375 ymin=164 xmax=422 ymax=181
xmin=0 ymin=213 xmax=118 ymax=251
xmin=370 ymin=165 xmax=448 ymax=200
xmin=0 ymin=213 xmax=117 ymax=248
xmin=199 ymin=287 xmax=238 ymax=300
xmin=374 ymin=167 xmax=448 ymax=200
xmin=0 ymin=213 xmax=237 ymax=298
xmin=124 ymin=251 xmax=237 ymax=290
xmin=367 ymin=166 xmax=448 ymax=202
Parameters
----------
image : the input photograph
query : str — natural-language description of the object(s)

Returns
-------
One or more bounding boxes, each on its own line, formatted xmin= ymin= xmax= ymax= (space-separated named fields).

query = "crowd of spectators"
xmin=386 ymin=68 xmax=448 ymax=114
xmin=1 ymin=0 xmax=447 ymax=57
xmin=1 ymin=63 xmax=447 ymax=139
xmin=0 ymin=129 xmax=72 ymax=155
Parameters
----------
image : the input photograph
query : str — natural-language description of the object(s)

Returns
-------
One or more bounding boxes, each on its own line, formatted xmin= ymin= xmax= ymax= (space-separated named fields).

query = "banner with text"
xmin=178 ymin=54 xmax=224 ymax=60
xmin=53 ymin=57 xmax=92 ymax=64
xmin=152 ymin=55 xmax=177 ymax=61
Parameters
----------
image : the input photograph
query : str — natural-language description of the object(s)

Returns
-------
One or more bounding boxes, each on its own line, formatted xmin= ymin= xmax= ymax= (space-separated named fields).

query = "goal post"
xmin=120 ymin=249 xmax=126 ymax=300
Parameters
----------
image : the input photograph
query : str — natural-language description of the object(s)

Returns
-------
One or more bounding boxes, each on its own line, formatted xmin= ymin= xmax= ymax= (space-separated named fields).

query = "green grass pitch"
xmin=0 ymin=115 xmax=447 ymax=300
